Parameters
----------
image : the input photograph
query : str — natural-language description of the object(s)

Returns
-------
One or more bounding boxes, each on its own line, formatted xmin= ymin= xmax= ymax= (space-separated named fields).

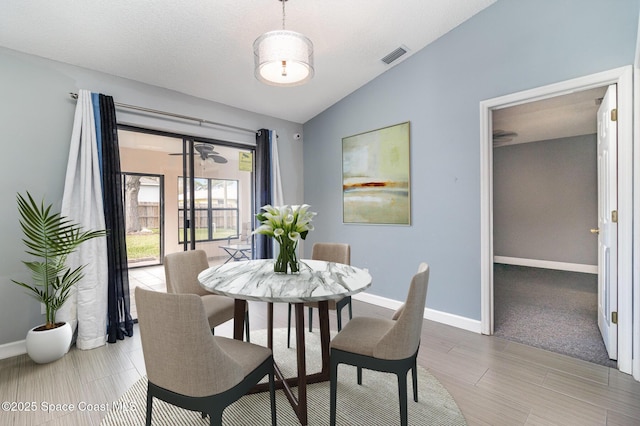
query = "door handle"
xmin=590 ymin=228 xmax=600 ymax=234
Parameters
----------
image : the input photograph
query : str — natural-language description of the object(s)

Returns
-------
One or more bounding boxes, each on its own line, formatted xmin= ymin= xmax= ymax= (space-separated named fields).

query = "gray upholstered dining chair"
xmin=164 ymin=250 xmax=250 ymax=341
xmin=329 ymin=263 xmax=430 ymax=426
xmin=286 ymin=242 xmax=352 ymax=348
xmin=135 ymin=287 xmax=276 ymax=426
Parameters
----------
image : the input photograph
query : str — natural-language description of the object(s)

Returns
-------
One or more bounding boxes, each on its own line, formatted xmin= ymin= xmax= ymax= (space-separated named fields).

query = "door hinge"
xmin=611 ymin=210 xmax=618 ymax=223
xmin=612 ymin=311 xmax=618 ymax=324
xmin=611 ymin=108 xmax=617 ymax=122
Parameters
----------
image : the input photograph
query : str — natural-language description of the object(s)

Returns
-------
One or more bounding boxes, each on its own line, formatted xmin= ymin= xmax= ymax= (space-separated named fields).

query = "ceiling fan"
xmin=169 ymin=143 xmax=228 ymax=164
xmin=492 ymin=129 xmax=518 ymax=146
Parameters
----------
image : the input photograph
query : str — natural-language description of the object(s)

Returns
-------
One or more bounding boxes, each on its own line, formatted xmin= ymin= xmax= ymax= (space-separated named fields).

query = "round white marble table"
xmin=198 ymin=258 xmax=372 ymax=302
xmin=198 ymin=258 xmax=372 ymax=425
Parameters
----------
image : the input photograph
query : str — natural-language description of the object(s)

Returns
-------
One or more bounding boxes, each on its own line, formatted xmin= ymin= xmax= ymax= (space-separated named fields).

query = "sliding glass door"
xmin=119 ymin=129 xmax=255 ymax=255
xmin=179 ymin=139 xmax=255 ymax=257
xmin=118 ymin=127 xmax=255 ymax=317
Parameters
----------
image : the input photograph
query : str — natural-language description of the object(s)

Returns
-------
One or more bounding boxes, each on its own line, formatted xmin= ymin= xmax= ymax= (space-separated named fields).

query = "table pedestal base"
xmin=233 ymin=300 xmax=330 ymax=426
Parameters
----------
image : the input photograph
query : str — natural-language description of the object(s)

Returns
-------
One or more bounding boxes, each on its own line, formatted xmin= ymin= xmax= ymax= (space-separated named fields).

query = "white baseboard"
xmin=353 ymin=292 xmax=404 ymax=311
xmin=424 ymin=308 xmax=482 ymax=333
xmin=352 ymin=292 xmax=481 ymax=334
xmin=494 ymin=256 xmax=598 ymax=274
xmin=0 ymin=293 xmax=483 ymax=360
xmin=0 ymin=340 xmax=26 ymax=360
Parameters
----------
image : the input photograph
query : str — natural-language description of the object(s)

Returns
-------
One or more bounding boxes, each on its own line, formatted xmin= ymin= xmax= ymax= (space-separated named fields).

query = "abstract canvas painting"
xmin=342 ymin=121 xmax=411 ymax=225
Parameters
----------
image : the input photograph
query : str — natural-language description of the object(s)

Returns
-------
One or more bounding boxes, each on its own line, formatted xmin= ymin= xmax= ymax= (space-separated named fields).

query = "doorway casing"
xmin=479 ymin=65 xmax=634 ymax=374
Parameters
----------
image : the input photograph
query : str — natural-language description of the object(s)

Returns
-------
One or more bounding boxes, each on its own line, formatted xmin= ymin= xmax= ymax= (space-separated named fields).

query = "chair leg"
xmin=357 ymin=367 xmax=363 ymax=385
xmin=335 ymin=296 xmax=353 ymax=331
xmin=145 ymin=388 xmax=153 ymax=426
xmin=287 ymin=304 xmax=292 ymax=348
xmin=244 ymin=311 xmax=251 ymax=342
xmin=308 ymin=307 xmax=313 ymax=332
xmin=330 ymin=356 xmax=339 ymax=426
xmin=412 ymin=359 xmax=418 ymax=402
xmin=209 ymin=412 xmax=223 ymax=426
xmin=397 ymin=372 xmax=409 ymax=426
xmin=269 ymin=365 xmax=277 ymax=426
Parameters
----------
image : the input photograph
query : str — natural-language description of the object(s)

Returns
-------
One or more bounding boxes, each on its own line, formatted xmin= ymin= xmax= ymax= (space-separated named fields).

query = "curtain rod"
xmin=69 ymin=92 xmax=257 ymax=135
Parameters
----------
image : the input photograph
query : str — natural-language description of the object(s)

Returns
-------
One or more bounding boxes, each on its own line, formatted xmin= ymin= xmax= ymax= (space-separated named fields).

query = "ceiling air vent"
xmin=381 ymin=46 xmax=409 ymax=65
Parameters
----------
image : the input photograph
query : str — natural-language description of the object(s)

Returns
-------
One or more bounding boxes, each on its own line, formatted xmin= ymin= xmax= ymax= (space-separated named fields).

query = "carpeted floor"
xmin=101 ymin=328 xmax=466 ymax=425
xmin=494 ymin=264 xmax=616 ymax=368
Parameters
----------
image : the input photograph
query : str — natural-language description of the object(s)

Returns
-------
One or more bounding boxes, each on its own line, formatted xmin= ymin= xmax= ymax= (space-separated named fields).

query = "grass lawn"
xmin=126 ymin=230 xmax=160 ymax=261
xmin=126 ymin=228 xmax=239 ymax=261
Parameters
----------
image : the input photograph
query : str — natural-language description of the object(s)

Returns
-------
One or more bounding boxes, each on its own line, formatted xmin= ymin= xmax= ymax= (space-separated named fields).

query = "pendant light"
xmin=253 ymin=0 xmax=314 ymax=87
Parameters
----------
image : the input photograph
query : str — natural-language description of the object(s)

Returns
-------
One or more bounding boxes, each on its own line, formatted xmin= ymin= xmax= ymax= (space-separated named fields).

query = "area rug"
xmin=101 ymin=328 xmax=466 ymax=425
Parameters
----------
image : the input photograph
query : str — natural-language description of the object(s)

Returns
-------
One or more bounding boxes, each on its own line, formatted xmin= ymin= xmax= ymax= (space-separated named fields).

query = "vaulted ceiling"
xmin=2 ymin=0 xmax=605 ymax=143
xmin=0 ymin=0 xmax=495 ymax=123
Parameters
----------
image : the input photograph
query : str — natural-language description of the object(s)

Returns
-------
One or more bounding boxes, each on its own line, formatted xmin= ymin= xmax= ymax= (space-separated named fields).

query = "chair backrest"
xmin=374 ymin=263 xmax=430 ymax=360
xmin=164 ymin=250 xmax=209 ymax=296
xmin=135 ymin=287 xmax=243 ymax=397
xmin=311 ymin=242 xmax=351 ymax=265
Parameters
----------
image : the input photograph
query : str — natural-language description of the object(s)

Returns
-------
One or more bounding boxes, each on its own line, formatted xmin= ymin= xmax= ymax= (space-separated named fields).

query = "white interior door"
xmin=596 ymin=84 xmax=618 ymax=360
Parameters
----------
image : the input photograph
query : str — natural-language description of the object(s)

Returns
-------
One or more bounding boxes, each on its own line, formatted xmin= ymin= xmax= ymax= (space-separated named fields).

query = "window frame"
xmin=178 ymin=176 xmax=240 ymax=243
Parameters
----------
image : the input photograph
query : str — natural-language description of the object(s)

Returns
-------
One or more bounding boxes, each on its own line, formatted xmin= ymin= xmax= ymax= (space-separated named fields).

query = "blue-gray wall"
xmin=493 ymin=135 xmax=597 ymax=265
xmin=0 ymin=47 xmax=303 ymax=346
xmin=302 ymin=0 xmax=639 ymax=320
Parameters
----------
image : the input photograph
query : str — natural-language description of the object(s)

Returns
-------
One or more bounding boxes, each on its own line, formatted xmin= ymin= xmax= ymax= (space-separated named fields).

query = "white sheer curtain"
xmin=58 ymin=90 xmax=109 ymax=350
xmin=270 ymin=130 xmax=284 ymax=206
xmin=269 ymin=130 xmax=287 ymax=255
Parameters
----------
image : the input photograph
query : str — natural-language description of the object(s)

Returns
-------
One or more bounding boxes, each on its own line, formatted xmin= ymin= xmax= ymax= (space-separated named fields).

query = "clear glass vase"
xmin=274 ymin=240 xmax=299 ymax=273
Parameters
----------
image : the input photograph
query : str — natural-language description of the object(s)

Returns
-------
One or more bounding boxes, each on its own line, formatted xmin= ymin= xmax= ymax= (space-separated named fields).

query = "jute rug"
xmin=101 ymin=328 xmax=466 ymax=425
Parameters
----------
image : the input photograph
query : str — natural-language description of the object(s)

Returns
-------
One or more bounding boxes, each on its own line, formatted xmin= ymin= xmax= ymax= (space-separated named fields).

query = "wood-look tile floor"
xmin=1 ymin=300 xmax=639 ymax=425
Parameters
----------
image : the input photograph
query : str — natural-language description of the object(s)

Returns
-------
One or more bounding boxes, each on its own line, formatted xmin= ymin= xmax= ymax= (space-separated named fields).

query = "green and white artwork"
xmin=342 ymin=122 xmax=411 ymax=225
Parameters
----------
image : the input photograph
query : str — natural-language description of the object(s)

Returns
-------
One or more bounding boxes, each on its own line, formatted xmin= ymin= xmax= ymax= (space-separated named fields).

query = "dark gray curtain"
xmin=255 ymin=129 xmax=272 ymax=259
xmin=99 ymin=94 xmax=134 ymax=343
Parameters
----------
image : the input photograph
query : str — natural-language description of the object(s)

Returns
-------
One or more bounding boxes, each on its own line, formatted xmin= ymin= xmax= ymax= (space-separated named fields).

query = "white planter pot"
xmin=26 ymin=322 xmax=72 ymax=364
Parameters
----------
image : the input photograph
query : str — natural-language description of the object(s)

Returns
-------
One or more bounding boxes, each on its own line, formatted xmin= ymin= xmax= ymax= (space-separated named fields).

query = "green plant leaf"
xmin=11 ymin=192 xmax=107 ymax=325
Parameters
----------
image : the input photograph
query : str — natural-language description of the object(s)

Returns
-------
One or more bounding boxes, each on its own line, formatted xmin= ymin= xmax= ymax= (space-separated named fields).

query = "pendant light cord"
xmin=282 ymin=0 xmax=286 ymax=30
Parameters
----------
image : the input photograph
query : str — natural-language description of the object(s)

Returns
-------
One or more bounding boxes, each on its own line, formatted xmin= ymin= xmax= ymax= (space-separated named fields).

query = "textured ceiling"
xmin=493 ymin=86 xmax=609 ymax=147
xmin=0 ymin=0 xmax=495 ymax=123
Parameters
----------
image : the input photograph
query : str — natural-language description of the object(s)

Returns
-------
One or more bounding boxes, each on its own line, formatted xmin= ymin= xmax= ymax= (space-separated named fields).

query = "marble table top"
xmin=198 ymin=259 xmax=372 ymax=303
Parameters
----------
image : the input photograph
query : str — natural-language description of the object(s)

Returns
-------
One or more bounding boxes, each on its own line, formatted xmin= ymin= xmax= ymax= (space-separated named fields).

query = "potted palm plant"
xmin=11 ymin=192 xmax=107 ymax=363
